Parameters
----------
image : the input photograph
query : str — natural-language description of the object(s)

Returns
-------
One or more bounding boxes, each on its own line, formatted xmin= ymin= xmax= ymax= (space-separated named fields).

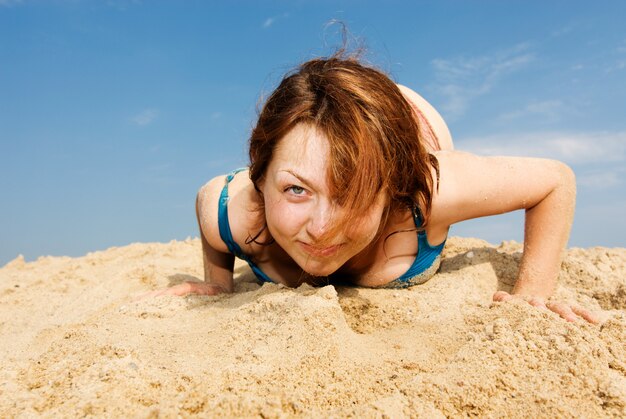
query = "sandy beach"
xmin=0 ymin=236 xmax=624 ymax=417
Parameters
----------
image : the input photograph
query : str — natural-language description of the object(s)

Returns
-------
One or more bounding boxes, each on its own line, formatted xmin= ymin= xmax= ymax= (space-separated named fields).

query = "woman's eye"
xmin=287 ymin=185 xmax=305 ymax=195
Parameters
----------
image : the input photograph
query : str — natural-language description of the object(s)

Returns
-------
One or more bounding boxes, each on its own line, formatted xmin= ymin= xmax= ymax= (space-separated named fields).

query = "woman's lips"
xmin=298 ymin=242 xmax=344 ymax=257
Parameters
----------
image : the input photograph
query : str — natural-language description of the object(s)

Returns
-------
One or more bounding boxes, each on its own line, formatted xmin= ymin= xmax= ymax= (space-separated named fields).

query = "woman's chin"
xmin=300 ymin=260 xmax=339 ymax=277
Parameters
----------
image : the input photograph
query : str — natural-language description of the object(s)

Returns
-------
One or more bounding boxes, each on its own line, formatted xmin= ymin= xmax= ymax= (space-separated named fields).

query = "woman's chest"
xmin=247 ymin=222 xmax=421 ymax=289
xmin=226 ymin=185 xmax=423 ymax=287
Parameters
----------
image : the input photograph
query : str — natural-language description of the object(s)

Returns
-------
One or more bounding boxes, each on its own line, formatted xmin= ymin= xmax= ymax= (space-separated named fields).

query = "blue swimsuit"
xmin=218 ymin=169 xmax=446 ymax=288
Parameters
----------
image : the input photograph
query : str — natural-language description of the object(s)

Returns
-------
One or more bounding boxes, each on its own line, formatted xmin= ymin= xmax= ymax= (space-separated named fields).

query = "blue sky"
xmin=1 ymin=0 xmax=625 ymax=266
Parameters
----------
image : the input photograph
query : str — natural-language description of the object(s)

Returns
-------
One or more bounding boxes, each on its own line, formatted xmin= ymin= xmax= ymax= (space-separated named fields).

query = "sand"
xmin=0 ymin=236 xmax=624 ymax=418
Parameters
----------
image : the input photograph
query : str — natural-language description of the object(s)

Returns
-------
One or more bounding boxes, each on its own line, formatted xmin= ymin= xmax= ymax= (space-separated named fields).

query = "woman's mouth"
xmin=298 ymin=242 xmax=344 ymax=257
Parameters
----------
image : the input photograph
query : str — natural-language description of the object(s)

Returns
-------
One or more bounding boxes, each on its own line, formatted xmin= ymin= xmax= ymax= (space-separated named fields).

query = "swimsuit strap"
xmin=217 ymin=168 xmax=274 ymax=283
xmin=217 ymin=168 xmax=246 ymax=258
xmin=393 ymin=205 xmax=446 ymax=283
xmin=412 ymin=205 xmax=425 ymax=228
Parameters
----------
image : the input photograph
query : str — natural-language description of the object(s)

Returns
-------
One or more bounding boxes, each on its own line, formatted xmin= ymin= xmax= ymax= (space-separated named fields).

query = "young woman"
xmin=152 ymin=53 xmax=600 ymax=324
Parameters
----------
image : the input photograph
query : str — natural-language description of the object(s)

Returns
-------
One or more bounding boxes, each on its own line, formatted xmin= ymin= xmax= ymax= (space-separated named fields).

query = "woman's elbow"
xmin=553 ymin=160 xmax=577 ymax=203
xmin=557 ymin=160 xmax=576 ymax=187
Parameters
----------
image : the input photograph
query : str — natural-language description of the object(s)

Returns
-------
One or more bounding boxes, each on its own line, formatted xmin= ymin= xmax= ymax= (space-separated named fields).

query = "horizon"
xmin=1 ymin=0 xmax=625 ymax=266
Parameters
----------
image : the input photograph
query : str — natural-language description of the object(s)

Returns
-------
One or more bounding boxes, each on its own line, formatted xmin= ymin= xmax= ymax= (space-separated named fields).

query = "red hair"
xmin=248 ymin=52 xmax=438 ymax=245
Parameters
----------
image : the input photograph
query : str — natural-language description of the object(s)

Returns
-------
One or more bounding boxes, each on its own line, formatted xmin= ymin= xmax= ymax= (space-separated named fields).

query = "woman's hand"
xmin=137 ymin=282 xmax=227 ymax=300
xmin=493 ymin=291 xmax=603 ymax=324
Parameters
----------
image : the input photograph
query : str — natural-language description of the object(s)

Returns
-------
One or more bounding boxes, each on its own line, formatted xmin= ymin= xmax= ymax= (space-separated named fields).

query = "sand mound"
xmin=1 ymin=237 xmax=624 ymax=417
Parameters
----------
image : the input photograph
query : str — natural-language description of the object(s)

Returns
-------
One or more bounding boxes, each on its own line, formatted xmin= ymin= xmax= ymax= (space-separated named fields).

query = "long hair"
xmin=248 ymin=51 xmax=438 ymax=246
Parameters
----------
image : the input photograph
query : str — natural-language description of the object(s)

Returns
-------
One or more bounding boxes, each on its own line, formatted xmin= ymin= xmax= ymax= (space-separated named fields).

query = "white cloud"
xmin=578 ymin=200 xmax=626 ymax=220
xmin=605 ymin=40 xmax=626 ymax=72
xmin=578 ymin=169 xmax=623 ymax=189
xmin=429 ymin=44 xmax=534 ymax=118
xmin=262 ymin=12 xmax=289 ymax=29
xmin=459 ymin=131 xmax=626 ymax=194
xmin=262 ymin=17 xmax=276 ymax=28
xmin=498 ymin=100 xmax=564 ymax=122
xmin=458 ymin=131 xmax=626 ymax=165
xmin=131 ymin=109 xmax=158 ymax=126
xmin=607 ymin=60 xmax=626 ymax=72
xmin=550 ymin=24 xmax=575 ymax=38
xmin=0 ymin=0 xmax=23 ymax=6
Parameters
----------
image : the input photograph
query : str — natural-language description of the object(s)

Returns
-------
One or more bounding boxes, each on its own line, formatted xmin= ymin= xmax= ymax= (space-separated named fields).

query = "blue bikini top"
xmin=217 ymin=168 xmax=446 ymax=286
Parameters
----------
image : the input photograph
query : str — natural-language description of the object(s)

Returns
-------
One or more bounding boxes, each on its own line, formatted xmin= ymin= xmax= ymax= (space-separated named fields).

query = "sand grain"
xmin=1 ymin=237 xmax=624 ymax=417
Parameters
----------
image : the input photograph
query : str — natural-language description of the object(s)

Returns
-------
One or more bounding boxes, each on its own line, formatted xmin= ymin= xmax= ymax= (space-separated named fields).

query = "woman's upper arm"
xmin=432 ymin=150 xmax=575 ymax=226
xmin=196 ymin=175 xmax=236 ymax=288
xmin=196 ymin=175 xmax=230 ymax=253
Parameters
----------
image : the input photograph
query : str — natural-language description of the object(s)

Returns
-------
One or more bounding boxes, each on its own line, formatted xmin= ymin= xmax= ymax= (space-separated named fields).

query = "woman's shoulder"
xmin=196 ymin=169 xmax=265 ymax=255
xmin=396 ymin=84 xmax=454 ymax=152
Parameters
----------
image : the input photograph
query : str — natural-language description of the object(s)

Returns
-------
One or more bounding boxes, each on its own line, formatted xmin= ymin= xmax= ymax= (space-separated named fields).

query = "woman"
xmin=153 ymin=53 xmax=600 ymax=324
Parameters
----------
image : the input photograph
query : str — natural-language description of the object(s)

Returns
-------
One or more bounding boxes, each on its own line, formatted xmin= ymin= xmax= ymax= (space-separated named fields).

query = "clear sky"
xmin=1 ymin=0 xmax=625 ymax=266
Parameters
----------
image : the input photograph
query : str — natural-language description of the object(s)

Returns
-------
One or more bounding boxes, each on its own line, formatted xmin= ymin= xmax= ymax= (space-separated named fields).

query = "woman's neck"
xmin=338 ymin=207 xmax=415 ymax=276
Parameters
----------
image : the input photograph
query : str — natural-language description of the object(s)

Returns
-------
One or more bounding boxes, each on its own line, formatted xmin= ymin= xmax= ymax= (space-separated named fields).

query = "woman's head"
xmin=248 ymin=53 xmax=437 ymax=275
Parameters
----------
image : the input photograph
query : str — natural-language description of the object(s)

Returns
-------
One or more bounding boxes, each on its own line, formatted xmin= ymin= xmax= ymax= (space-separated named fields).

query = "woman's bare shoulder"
xmin=196 ymin=170 xmax=265 ymax=255
xmin=396 ymin=84 xmax=454 ymax=151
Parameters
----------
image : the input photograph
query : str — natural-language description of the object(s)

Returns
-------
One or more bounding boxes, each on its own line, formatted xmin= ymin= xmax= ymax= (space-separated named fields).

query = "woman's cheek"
xmin=346 ymin=208 xmax=383 ymax=243
xmin=267 ymin=199 xmax=306 ymax=235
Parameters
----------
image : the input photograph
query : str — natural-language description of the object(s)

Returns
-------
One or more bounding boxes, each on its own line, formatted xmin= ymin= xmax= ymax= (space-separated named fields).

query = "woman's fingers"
xmin=527 ymin=296 xmax=550 ymax=312
xmin=570 ymin=304 xmax=601 ymax=325
xmin=493 ymin=292 xmax=600 ymax=324
xmin=164 ymin=282 xmax=195 ymax=296
xmin=493 ymin=292 xmax=548 ymax=310
xmin=492 ymin=291 xmax=514 ymax=302
xmin=134 ymin=290 xmax=163 ymax=301
xmin=135 ymin=282 xmax=225 ymax=301
xmin=160 ymin=282 xmax=224 ymax=296
xmin=546 ymin=300 xmax=579 ymax=322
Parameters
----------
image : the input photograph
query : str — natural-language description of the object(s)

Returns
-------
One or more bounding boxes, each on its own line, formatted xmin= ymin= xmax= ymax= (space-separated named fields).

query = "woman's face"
xmin=261 ymin=123 xmax=386 ymax=277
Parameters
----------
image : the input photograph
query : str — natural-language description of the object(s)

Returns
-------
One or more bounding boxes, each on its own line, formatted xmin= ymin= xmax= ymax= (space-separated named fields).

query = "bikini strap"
xmin=391 ymin=204 xmax=446 ymax=284
xmin=217 ymin=168 xmax=247 ymax=258
xmin=216 ymin=168 xmax=275 ymax=284
xmin=412 ymin=205 xmax=425 ymax=229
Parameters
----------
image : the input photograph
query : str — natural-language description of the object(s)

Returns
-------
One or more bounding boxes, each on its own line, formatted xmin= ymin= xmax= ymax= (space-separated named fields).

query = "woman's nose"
xmin=306 ymin=200 xmax=334 ymax=241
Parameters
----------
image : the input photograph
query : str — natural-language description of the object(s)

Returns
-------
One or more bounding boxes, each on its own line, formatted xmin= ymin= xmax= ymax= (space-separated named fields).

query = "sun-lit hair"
xmin=248 ymin=51 xmax=438 ymax=246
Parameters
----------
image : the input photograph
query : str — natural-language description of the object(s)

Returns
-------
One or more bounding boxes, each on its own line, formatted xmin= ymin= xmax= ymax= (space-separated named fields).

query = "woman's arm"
xmin=432 ymin=151 xmax=599 ymax=322
xmin=141 ymin=177 xmax=235 ymax=298
xmin=511 ymin=162 xmax=574 ymax=299
xmin=434 ymin=151 xmax=574 ymax=294
xmin=194 ymin=187 xmax=235 ymax=293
